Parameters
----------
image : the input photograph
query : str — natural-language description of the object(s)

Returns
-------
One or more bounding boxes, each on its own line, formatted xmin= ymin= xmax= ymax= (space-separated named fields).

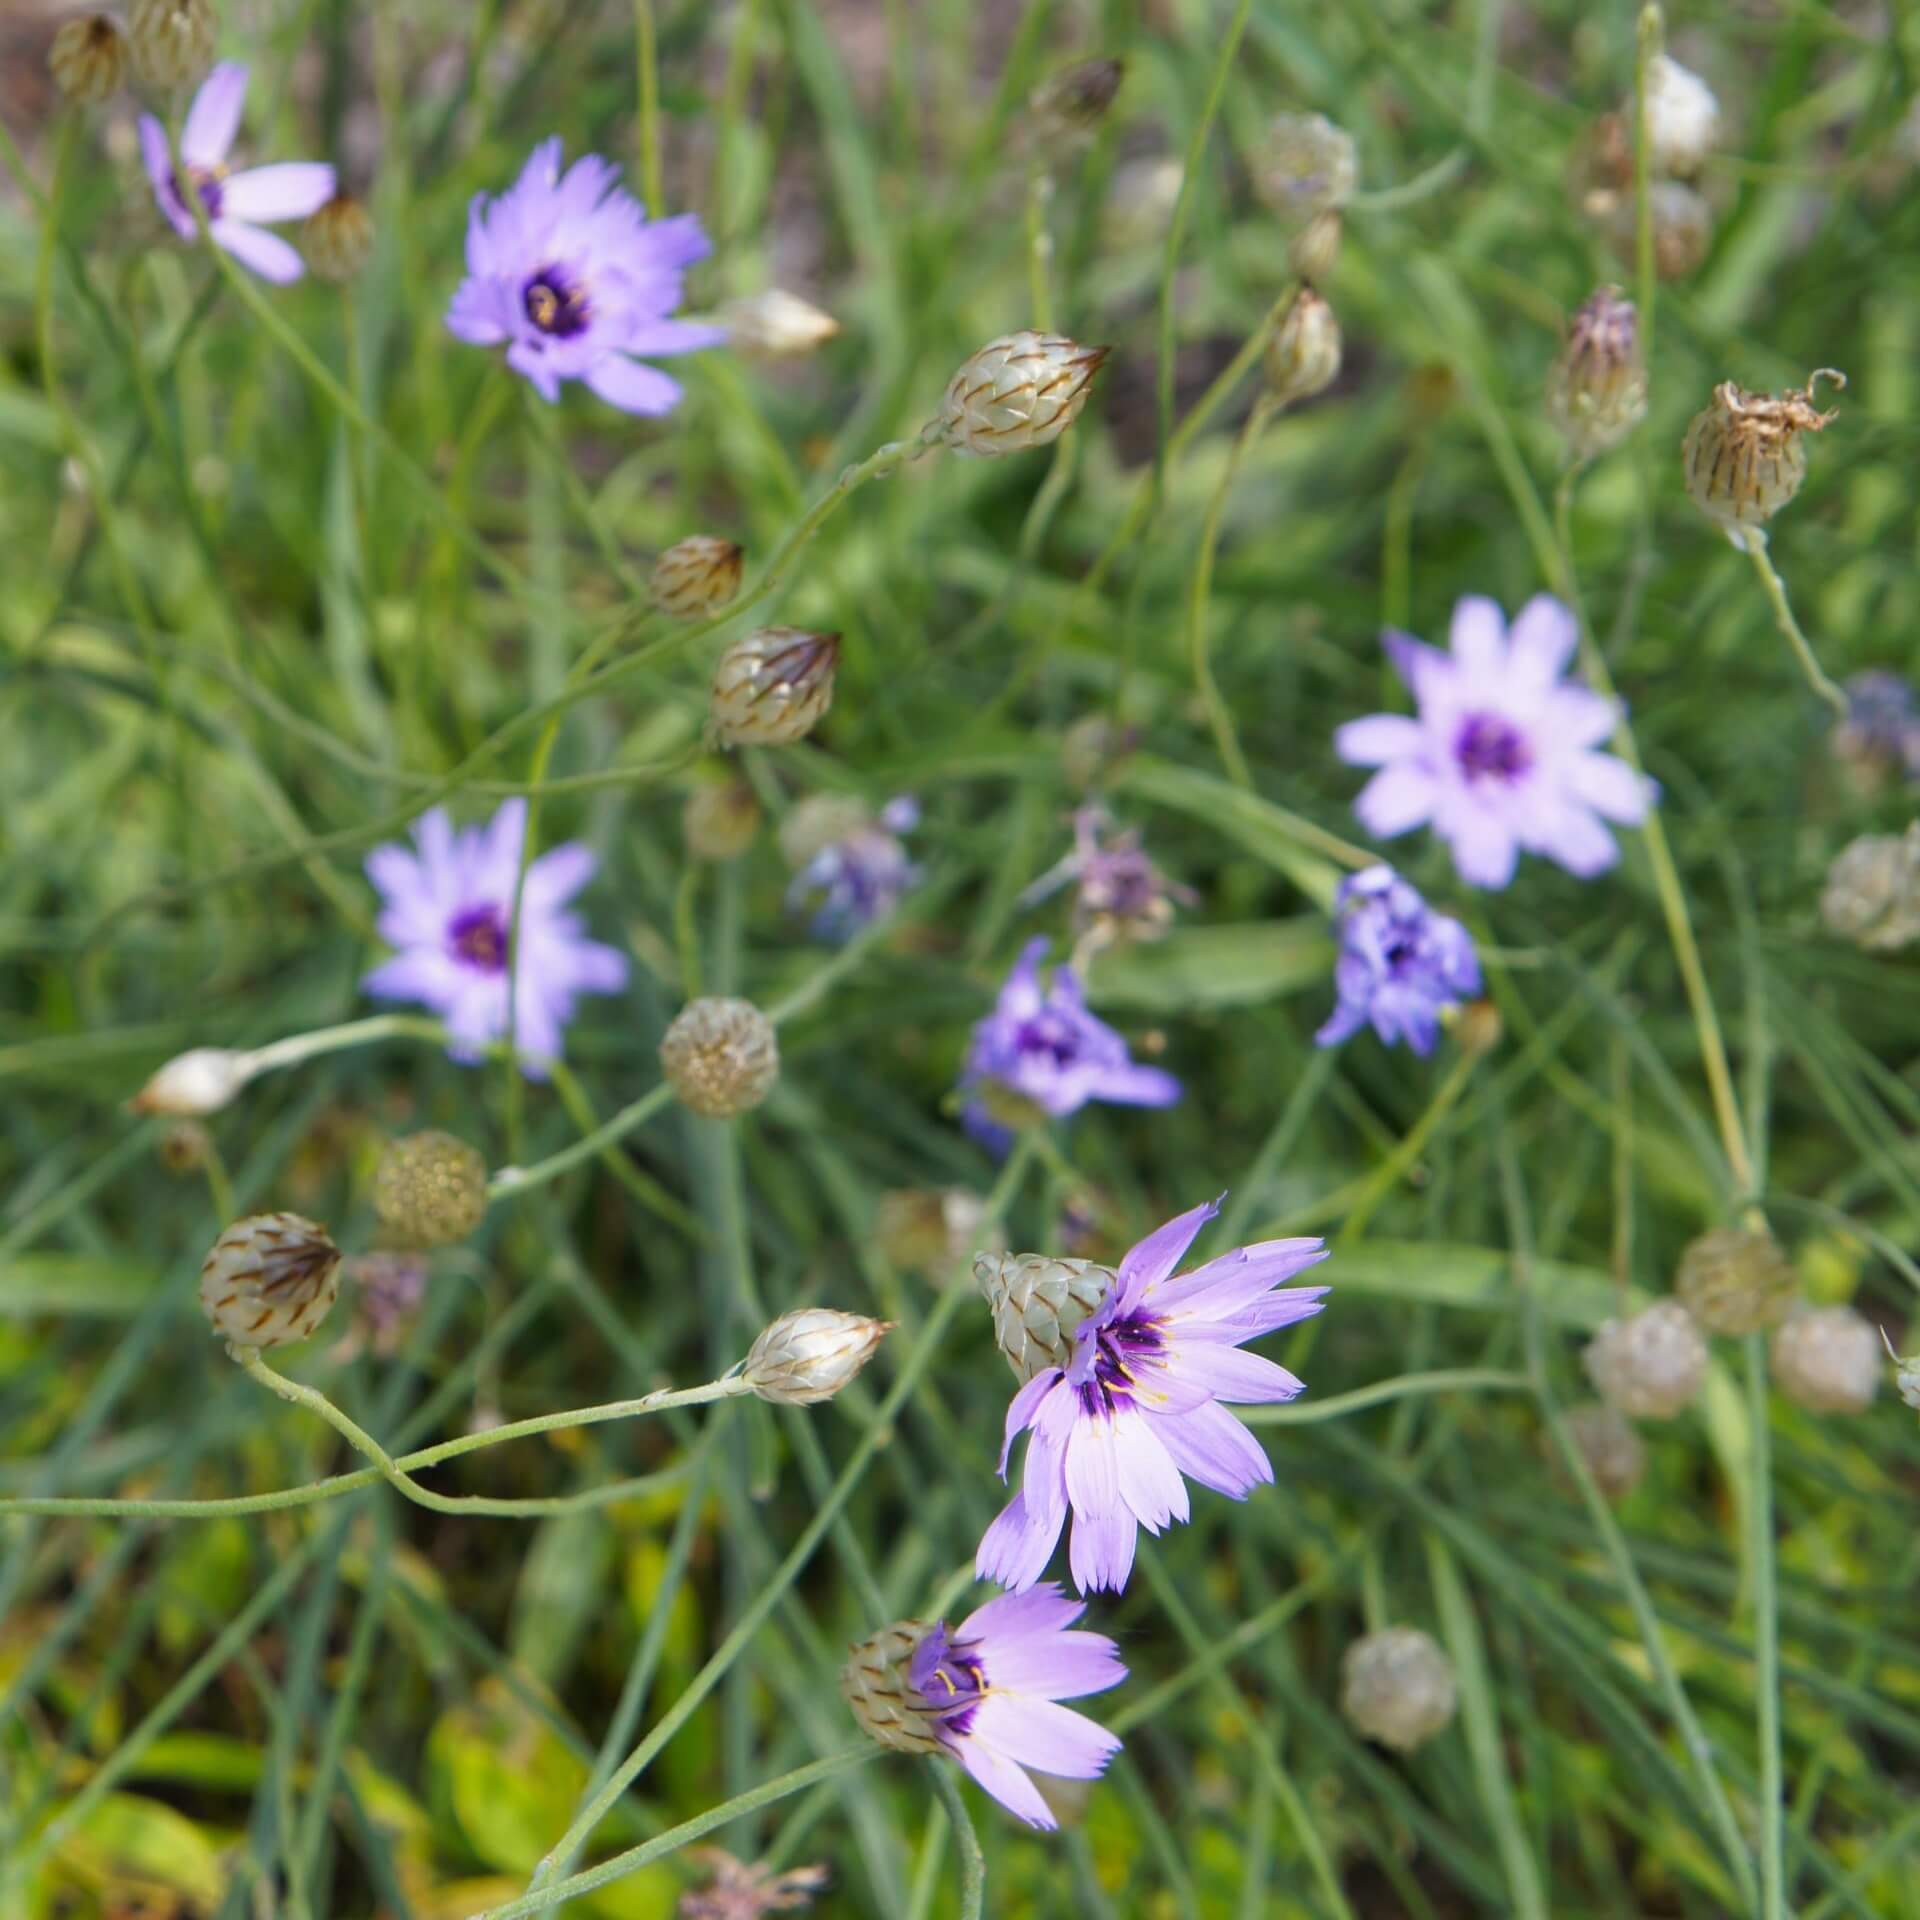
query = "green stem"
xmin=1336 ymin=1046 xmax=1480 ymax=1246
xmin=1744 ymin=536 xmax=1848 ymax=717
xmin=931 ymin=1765 xmax=985 ymax=1920
xmin=1633 ymin=7 xmax=1662 ymax=370
xmin=1237 ymin=1368 xmax=1529 ymax=1426
xmin=633 ymin=0 xmax=666 ymax=217
xmin=1749 ymin=1332 xmax=1785 ymax=1920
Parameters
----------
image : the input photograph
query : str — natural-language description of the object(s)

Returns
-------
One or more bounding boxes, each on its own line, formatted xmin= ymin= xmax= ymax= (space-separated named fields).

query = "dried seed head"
xmin=875 ymin=1187 xmax=997 ymax=1276
xmin=302 ymin=192 xmax=373 ymax=281
xmin=1254 ymin=111 xmax=1359 ymax=223
xmin=1609 ymin=179 xmax=1712 ymax=280
xmin=778 ymin=794 xmax=872 ymax=870
xmin=129 ymin=1045 xmax=254 ymax=1116
xmin=709 ymin=628 xmax=840 ymax=747
xmin=49 ymin=14 xmax=128 ymax=104
xmin=199 ymin=1212 xmax=342 ymax=1349
xmin=1682 ymin=370 xmax=1844 ymax=550
xmin=1640 ymin=54 xmax=1721 ymax=179
xmin=936 ymin=331 xmax=1110 ymax=457
xmin=719 ymin=289 xmax=840 ymax=356
xmin=1546 ymin=286 xmax=1647 ymax=460
xmin=742 ymin=1307 xmax=892 ymax=1406
xmin=1584 ymin=1302 xmax=1708 ymax=1418
xmin=682 ymin=777 xmax=761 ymax=862
xmin=372 ymin=1131 xmax=488 ymax=1248
xmin=1287 ymin=208 xmax=1342 ymax=281
xmin=1264 ymin=288 xmax=1342 ymax=407
xmin=841 ymin=1621 xmax=945 ymax=1754
xmin=1820 ymin=824 xmax=1920 ymax=952
xmin=660 ymin=996 xmax=779 ymax=1117
xmin=1674 ymin=1225 xmax=1800 ymax=1335
xmin=127 ymin=0 xmax=217 ymax=88
xmin=1771 ymin=1307 xmax=1880 ymax=1414
xmin=651 ymin=536 xmax=745 ymax=619
xmin=1340 ymin=1628 xmax=1457 ymax=1753
xmin=679 ymin=1848 xmax=830 ymax=1920
xmin=1552 ymin=1401 xmax=1648 ymax=1501
xmin=975 ymin=1251 xmax=1116 ymax=1384
xmin=1030 ymin=58 xmax=1125 ymax=146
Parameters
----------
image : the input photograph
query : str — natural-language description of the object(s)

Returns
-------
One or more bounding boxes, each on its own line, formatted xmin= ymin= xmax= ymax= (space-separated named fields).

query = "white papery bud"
xmin=1820 ymin=824 xmax=1920 ymax=953
xmin=1265 ymin=288 xmax=1342 ymax=407
xmin=936 ymin=331 xmax=1109 ymax=456
xmin=1584 ymin=1302 xmax=1708 ymax=1419
xmin=129 ymin=1046 xmax=255 ymax=1116
xmin=720 ymin=289 xmax=840 ymax=356
xmin=1253 ymin=111 xmax=1358 ymax=223
xmin=1771 ymin=1308 xmax=1880 ymax=1414
xmin=199 ymin=1212 xmax=341 ymax=1349
xmin=1341 ymin=1628 xmax=1456 ymax=1752
xmin=709 ymin=628 xmax=839 ymax=747
xmin=742 ymin=1308 xmax=892 ymax=1406
xmin=1641 ymin=54 xmax=1721 ymax=179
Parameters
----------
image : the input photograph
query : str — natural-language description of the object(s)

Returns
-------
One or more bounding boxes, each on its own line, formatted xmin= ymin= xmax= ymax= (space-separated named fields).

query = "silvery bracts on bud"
xmin=933 ymin=332 xmax=1110 ymax=457
xmin=652 ymin=536 xmax=745 ymax=619
xmin=660 ymin=996 xmax=779 ymax=1117
xmin=708 ymin=628 xmax=840 ymax=747
xmin=1253 ymin=111 xmax=1358 ymax=225
xmin=1882 ymin=1329 xmax=1920 ymax=1412
xmin=740 ymin=1310 xmax=892 ymax=1406
xmin=128 ymin=0 xmax=215 ymax=89
xmin=199 ymin=1213 xmax=342 ymax=1349
xmin=50 ymin=14 xmax=128 ymax=104
xmin=1772 ymin=1308 xmax=1880 ymax=1414
xmin=1546 ymin=287 xmax=1647 ymax=462
xmin=129 ymin=1045 xmax=257 ymax=1116
xmin=683 ymin=775 xmax=761 ymax=862
xmin=1638 ymin=52 xmax=1720 ymax=179
xmin=1584 ymin=1302 xmax=1707 ymax=1419
xmin=303 ymin=192 xmax=373 ymax=281
xmin=1264 ymin=287 xmax=1341 ymax=409
xmin=718 ymin=288 xmax=840 ymax=356
xmin=372 ymin=1132 xmax=488 ymax=1249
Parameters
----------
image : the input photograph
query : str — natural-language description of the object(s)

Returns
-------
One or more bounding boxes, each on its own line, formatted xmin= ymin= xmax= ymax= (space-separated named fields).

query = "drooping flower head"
xmin=1316 ymin=865 xmax=1480 ymax=1056
xmin=1336 ymin=594 xmax=1655 ymax=889
xmin=959 ymin=938 xmax=1180 ymax=1153
xmin=361 ymin=800 xmax=627 ymax=1078
xmin=978 ymin=1198 xmax=1327 ymax=1594
xmin=138 ymin=64 xmax=336 ymax=283
xmin=446 ymin=138 xmax=723 ymax=412
xmin=784 ymin=797 xmax=920 ymax=943
xmin=839 ymin=1585 xmax=1124 ymax=1829
xmin=1018 ymin=806 xmax=1195 ymax=951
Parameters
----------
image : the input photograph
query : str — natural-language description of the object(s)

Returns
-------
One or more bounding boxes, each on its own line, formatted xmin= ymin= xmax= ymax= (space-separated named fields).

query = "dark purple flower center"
xmin=1077 ymin=1310 xmax=1168 ymax=1416
xmin=448 ymin=904 xmax=510 ymax=975
xmin=1453 ymin=711 xmax=1531 ymax=785
xmin=1013 ymin=1011 xmax=1083 ymax=1069
xmin=523 ymin=266 xmax=590 ymax=338
xmin=910 ymin=1626 xmax=989 ymax=1735
xmin=172 ymin=165 xmax=225 ymax=220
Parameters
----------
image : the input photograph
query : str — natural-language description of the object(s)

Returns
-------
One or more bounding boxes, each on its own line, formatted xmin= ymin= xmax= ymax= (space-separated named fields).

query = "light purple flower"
xmin=361 ymin=799 xmax=627 ymax=1078
xmin=446 ymin=137 xmax=724 ymax=413
xmin=908 ymin=1585 xmax=1124 ymax=1830
xmin=787 ymin=797 xmax=920 ymax=943
xmin=1316 ymin=864 xmax=1480 ymax=1056
xmin=138 ymin=64 xmax=336 ymax=284
xmin=960 ymin=938 xmax=1181 ymax=1154
xmin=978 ymin=1198 xmax=1327 ymax=1594
xmin=1017 ymin=806 xmax=1196 ymax=945
xmin=1335 ymin=594 xmax=1656 ymax=889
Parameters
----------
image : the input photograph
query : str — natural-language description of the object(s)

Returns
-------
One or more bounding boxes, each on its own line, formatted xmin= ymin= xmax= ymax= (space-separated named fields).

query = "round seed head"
xmin=1583 ymin=1302 xmax=1708 ymax=1419
xmin=936 ymin=331 xmax=1110 ymax=457
xmin=1675 ymin=1226 xmax=1800 ymax=1335
xmin=1287 ymin=208 xmax=1343 ymax=281
xmin=1551 ymin=1401 xmax=1647 ymax=1501
xmin=1546 ymin=286 xmax=1647 ymax=460
xmin=660 ymin=996 xmax=779 ymax=1117
xmin=742 ymin=1307 xmax=892 ymax=1405
xmin=1771 ymin=1307 xmax=1880 ymax=1414
xmin=49 ymin=14 xmax=128 ymax=104
xmin=708 ymin=628 xmax=839 ymax=747
xmin=682 ymin=777 xmax=761 ymax=862
xmin=719 ymin=289 xmax=840 ymax=356
xmin=1253 ymin=111 xmax=1358 ymax=223
xmin=975 ymin=1251 xmax=1116 ymax=1384
xmin=651 ymin=536 xmax=745 ymax=619
xmin=127 ymin=0 xmax=217 ymax=88
xmin=778 ymin=793 xmax=871 ymax=870
xmin=199 ymin=1212 xmax=341 ymax=1350
xmin=129 ymin=1045 xmax=254 ymax=1116
xmin=1820 ymin=824 xmax=1920 ymax=952
xmin=1264 ymin=288 xmax=1342 ymax=407
xmin=1682 ymin=371 xmax=1843 ymax=550
xmin=1641 ymin=53 xmax=1721 ymax=179
xmin=840 ymin=1621 xmax=944 ymax=1754
xmin=303 ymin=193 xmax=374 ymax=281
xmin=1340 ymin=1627 xmax=1457 ymax=1752
xmin=372 ymin=1131 xmax=488 ymax=1248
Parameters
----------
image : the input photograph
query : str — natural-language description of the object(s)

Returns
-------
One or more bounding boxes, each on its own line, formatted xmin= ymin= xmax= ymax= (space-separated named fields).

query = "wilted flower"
xmin=682 ymin=777 xmax=761 ymax=861
xmin=1682 ymin=370 xmax=1844 ymax=550
xmin=709 ymin=628 xmax=840 ymax=746
xmin=1030 ymin=58 xmax=1125 ymax=146
xmin=1551 ymin=1401 xmax=1647 ymax=1501
xmin=446 ymin=139 xmax=723 ymax=411
xmin=139 ymin=63 xmax=337 ymax=283
xmin=1831 ymin=672 xmax=1920 ymax=794
xmin=129 ymin=1045 xmax=255 ymax=1116
xmin=1640 ymin=53 xmax=1721 ymax=179
xmin=1772 ymin=1307 xmax=1879 ymax=1414
xmin=303 ymin=191 xmax=373 ymax=280
xmin=1584 ymin=1302 xmax=1707 ymax=1419
xmin=1336 ymin=594 xmax=1656 ymax=889
xmin=372 ymin=1132 xmax=489 ymax=1249
xmin=1253 ymin=111 xmax=1358 ymax=223
xmin=199 ymin=1212 xmax=342 ymax=1350
xmin=1546 ymin=286 xmax=1647 ymax=460
xmin=1341 ymin=1628 xmax=1457 ymax=1753
xmin=659 ymin=996 xmax=779 ymax=1117
xmin=127 ymin=0 xmax=215 ymax=89
xmin=840 ymin=1586 xmax=1124 ymax=1829
xmin=875 ymin=1187 xmax=996 ymax=1276
xmin=1674 ymin=1225 xmax=1799 ymax=1334
xmin=651 ymin=536 xmax=745 ymax=618
xmin=1314 ymin=865 xmax=1480 ymax=1057
xmin=1820 ymin=824 xmax=1920 ymax=952
xmin=1017 ymin=806 xmax=1193 ymax=949
xmin=718 ymin=288 xmax=839 ymax=356
xmin=1265 ymin=287 xmax=1342 ymax=407
xmin=960 ymin=938 xmax=1180 ymax=1154
xmin=678 ymin=1849 xmax=829 ymax=1919
xmin=1608 ymin=179 xmax=1712 ymax=279
xmin=742 ymin=1308 xmax=891 ymax=1405
xmin=936 ymin=331 xmax=1109 ymax=457
xmin=362 ymin=800 xmax=628 ymax=1077
xmin=50 ymin=14 xmax=128 ymax=104
xmin=785 ymin=796 xmax=920 ymax=943
xmin=979 ymin=1197 xmax=1327 ymax=1593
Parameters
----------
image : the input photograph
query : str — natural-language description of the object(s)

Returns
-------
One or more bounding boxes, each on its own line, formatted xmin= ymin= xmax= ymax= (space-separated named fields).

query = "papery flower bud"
xmin=936 ymin=331 xmax=1109 ymax=457
xmin=1030 ymin=58 xmax=1125 ymax=145
xmin=975 ymin=1250 xmax=1116 ymax=1384
xmin=199 ymin=1211 xmax=341 ymax=1349
xmin=1568 ymin=112 xmax=1633 ymax=221
xmin=840 ymin=1621 xmax=945 ymax=1754
xmin=1340 ymin=1628 xmax=1457 ymax=1752
xmin=1253 ymin=111 xmax=1358 ymax=223
xmin=372 ymin=1131 xmax=488 ymax=1248
xmin=50 ymin=14 xmax=128 ymax=104
xmin=1885 ymin=1328 xmax=1920 ymax=1410
xmin=1583 ymin=1302 xmax=1707 ymax=1418
xmin=1820 ymin=823 xmax=1920 ymax=952
xmin=1546 ymin=286 xmax=1647 ymax=460
xmin=778 ymin=793 xmax=872 ymax=870
xmin=1771 ymin=1307 xmax=1879 ymax=1414
xmin=1288 ymin=208 xmax=1342 ymax=281
xmin=128 ymin=0 xmax=217 ymax=88
xmin=1264 ymin=288 xmax=1341 ymax=407
xmin=1609 ymin=179 xmax=1712 ymax=279
xmin=1551 ymin=1401 xmax=1647 ymax=1501
xmin=1682 ymin=370 xmax=1844 ymax=550
xmin=709 ymin=628 xmax=839 ymax=747
xmin=719 ymin=289 xmax=840 ymax=356
xmin=742 ymin=1307 xmax=892 ymax=1406
xmin=1640 ymin=53 xmax=1721 ymax=179
xmin=130 ymin=1045 xmax=255 ymax=1116
xmin=651 ymin=535 xmax=745 ymax=619
xmin=303 ymin=192 xmax=374 ymax=281
xmin=660 ymin=996 xmax=779 ymax=1117
xmin=682 ymin=777 xmax=761 ymax=861
xmin=875 ymin=1187 xmax=997 ymax=1276
xmin=1674 ymin=1225 xmax=1799 ymax=1335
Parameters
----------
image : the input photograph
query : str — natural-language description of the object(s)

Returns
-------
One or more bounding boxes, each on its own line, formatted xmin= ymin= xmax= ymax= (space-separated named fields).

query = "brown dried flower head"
xmin=840 ymin=1620 xmax=943 ymax=1754
xmin=709 ymin=628 xmax=840 ymax=747
xmin=1341 ymin=1627 xmax=1457 ymax=1752
xmin=1674 ymin=1225 xmax=1799 ymax=1335
xmin=1265 ymin=288 xmax=1342 ymax=408
xmin=1546 ymin=286 xmax=1647 ymax=460
xmin=1682 ymin=370 xmax=1844 ymax=550
xmin=652 ymin=536 xmax=745 ymax=620
xmin=1608 ymin=179 xmax=1712 ymax=280
xmin=976 ymin=1250 xmax=1116 ymax=1384
xmin=679 ymin=1847 xmax=829 ymax=1920
xmin=1253 ymin=111 xmax=1358 ymax=224
xmin=742 ymin=1308 xmax=892 ymax=1406
xmin=303 ymin=193 xmax=374 ymax=281
xmin=1551 ymin=1401 xmax=1647 ymax=1501
xmin=875 ymin=1187 xmax=998 ymax=1277
xmin=372 ymin=1131 xmax=488 ymax=1249
xmin=199 ymin=1212 xmax=342 ymax=1350
xmin=659 ymin=996 xmax=779 ymax=1117
xmin=936 ymin=331 xmax=1110 ymax=456
xmin=50 ymin=14 xmax=128 ymax=104
xmin=128 ymin=0 xmax=217 ymax=89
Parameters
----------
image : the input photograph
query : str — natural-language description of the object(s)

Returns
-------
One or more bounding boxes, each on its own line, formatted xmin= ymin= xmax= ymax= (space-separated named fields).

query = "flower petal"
xmin=996 ymin=1371 xmax=1061 ymax=1476
xmin=584 ymin=354 xmax=684 ymax=416
xmin=183 ymin=63 xmax=248 ymax=169
xmin=211 ymin=221 xmax=305 ymax=283
xmin=1119 ymin=1197 xmax=1220 ymax=1302
xmin=1566 ymin=751 xmax=1655 ymax=823
xmin=957 ymin=1581 xmax=1085 ymax=1646
xmin=1507 ymin=593 xmax=1578 ymax=687
xmin=221 ymin=163 xmax=337 ymax=225
xmin=1109 ymin=1408 xmax=1190 ymax=1532
xmin=1064 ymin=1417 xmax=1136 ymax=1593
xmin=1168 ymin=1342 xmax=1306 ymax=1405
xmin=1335 ymin=713 xmax=1426 ymax=767
xmin=1448 ymin=594 xmax=1508 ymax=681
xmin=1354 ymin=765 xmax=1437 ymax=839
xmin=1154 ymin=1240 xmax=1328 ymax=1314
xmin=1443 ymin=806 xmax=1519 ymax=889
xmin=966 ymin=1694 xmax=1120 ymax=1781
xmin=950 ymin=1740 xmax=1057 ymax=1830
xmin=1149 ymin=1400 xmax=1273 ymax=1498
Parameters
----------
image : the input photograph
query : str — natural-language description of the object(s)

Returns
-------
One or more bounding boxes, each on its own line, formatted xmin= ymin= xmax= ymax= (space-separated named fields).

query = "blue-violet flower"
xmin=1315 ymin=864 xmax=1480 ymax=1056
xmin=787 ymin=797 xmax=920 ymax=943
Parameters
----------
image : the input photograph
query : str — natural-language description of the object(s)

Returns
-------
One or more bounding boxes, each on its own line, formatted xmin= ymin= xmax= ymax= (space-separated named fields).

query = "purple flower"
xmin=787 ymin=798 xmax=920 ymax=943
xmin=908 ymin=1586 xmax=1124 ymax=1829
xmin=446 ymin=137 xmax=725 ymax=413
xmin=1315 ymin=864 xmax=1480 ymax=1056
xmin=361 ymin=799 xmax=627 ymax=1078
xmin=1018 ymin=806 xmax=1196 ymax=946
xmin=960 ymin=938 xmax=1180 ymax=1154
xmin=1335 ymin=594 xmax=1655 ymax=889
xmin=978 ymin=1198 xmax=1327 ymax=1594
xmin=138 ymin=64 xmax=336 ymax=284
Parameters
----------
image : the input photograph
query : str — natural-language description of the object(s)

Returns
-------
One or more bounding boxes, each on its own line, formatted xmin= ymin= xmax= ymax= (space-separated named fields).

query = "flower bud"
xmin=1640 ymin=53 xmax=1721 ymax=179
xmin=303 ymin=192 xmax=374 ymax=282
xmin=1030 ymin=58 xmax=1125 ymax=146
xmin=651 ymin=535 xmax=745 ymax=619
xmin=778 ymin=793 xmax=872 ymax=870
xmin=1682 ymin=370 xmax=1844 ymax=550
xmin=709 ymin=628 xmax=839 ymax=747
xmin=1674 ymin=1225 xmax=1799 ymax=1335
xmin=199 ymin=1211 xmax=342 ymax=1350
xmin=1264 ymin=289 xmax=1341 ymax=408
xmin=127 ymin=0 xmax=217 ymax=89
xmin=1771 ymin=1307 xmax=1879 ymax=1414
xmin=936 ymin=331 xmax=1109 ymax=457
xmin=840 ymin=1621 xmax=945 ymax=1754
xmin=1583 ymin=1302 xmax=1707 ymax=1418
xmin=1609 ymin=179 xmax=1711 ymax=280
xmin=1885 ymin=1328 xmax=1920 ymax=1411
xmin=1449 ymin=998 xmax=1504 ymax=1060
xmin=719 ymin=289 xmax=840 ymax=356
xmin=372 ymin=1131 xmax=488 ymax=1248
xmin=1287 ymin=208 xmax=1342 ymax=282
xmin=682 ymin=776 xmax=761 ymax=861
xmin=1550 ymin=1401 xmax=1647 ymax=1501
xmin=975 ymin=1251 xmax=1115 ymax=1383
xmin=1820 ymin=823 xmax=1920 ymax=953
xmin=660 ymin=996 xmax=779 ymax=1117
xmin=1546 ymin=286 xmax=1647 ymax=460
xmin=49 ymin=14 xmax=128 ymax=104
xmin=742 ymin=1307 xmax=892 ymax=1405
xmin=1340 ymin=1628 xmax=1457 ymax=1753
xmin=1253 ymin=111 xmax=1358 ymax=223
xmin=130 ymin=1046 xmax=255 ymax=1116
xmin=875 ymin=1187 xmax=997 ymax=1276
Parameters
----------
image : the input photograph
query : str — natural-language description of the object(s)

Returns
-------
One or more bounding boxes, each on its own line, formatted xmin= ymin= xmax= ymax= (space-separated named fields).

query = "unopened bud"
xmin=199 ymin=1211 xmax=341 ymax=1349
xmin=1675 ymin=1225 xmax=1799 ymax=1335
xmin=372 ymin=1131 xmax=488 ymax=1248
xmin=1264 ymin=289 xmax=1341 ymax=407
xmin=1546 ymin=286 xmax=1647 ymax=460
xmin=303 ymin=192 xmax=373 ymax=281
xmin=1030 ymin=58 xmax=1125 ymax=145
xmin=709 ymin=628 xmax=839 ymax=747
xmin=1340 ymin=1628 xmax=1456 ymax=1752
xmin=976 ymin=1250 xmax=1115 ymax=1383
xmin=1550 ymin=1401 xmax=1647 ymax=1501
xmin=682 ymin=777 xmax=761 ymax=861
xmin=1609 ymin=179 xmax=1712 ymax=280
xmin=720 ymin=289 xmax=840 ymax=356
xmin=1640 ymin=54 xmax=1721 ymax=179
xmin=1884 ymin=1328 xmax=1920 ymax=1410
xmin=127 ymin=0 xmax=217 ymax=89
xmin=1771 ymin=1307 xmax=1879 ymax=1414
xmin=50 ymin=14 xmax=128 ymax=104
xmin=660 ymin=996 xmax=779 ymax=1117
xmin=936 ymin=331 xmax=1109 ymax=457
xmin=1449 ymin=998 xmax=1503 ymax=1059
xmin=778 ymin=793 xmax=871 ymax=870
xmin=1682 ymin=370 xmax=1844 ymax=550
xmin=130 ymin=1046 xmax=254 ymax=1116
xmin=1584 ymin=1302 xmax=1707 ymax=1418
xmin=1821 ymin=824 xmax=1920 ymax=952
xmin=840 ymin=1621 xmax=944 ymax=1754
xmin=742 ymin=1307 xmax=892 ymax=1405
xmin=1254 ymin=111 xmax=1358 ymax=224
xmin=651 ymin=535 xmax=745 ymax=619
xmin=1287 ymin=208 xmax=1342 ymax=281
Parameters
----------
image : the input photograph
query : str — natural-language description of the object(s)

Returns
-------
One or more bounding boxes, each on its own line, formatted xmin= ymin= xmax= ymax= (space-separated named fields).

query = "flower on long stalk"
xmin=785 ymin=796 xmax=920 ymax=943
xmin=1315 ymin=865 xmax=1480 ymax=1056
xmin=138 ymin=63 xmax=336 ymax=283
xmin=977 ymin=1198 xmax=1328 ymax=1594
